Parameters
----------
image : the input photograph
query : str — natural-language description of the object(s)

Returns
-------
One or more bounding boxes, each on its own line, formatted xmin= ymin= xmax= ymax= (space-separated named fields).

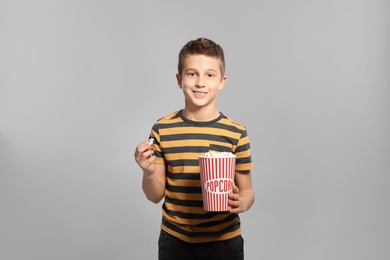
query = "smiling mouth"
xmin=193 ymin=91 xmax=207 ymax=96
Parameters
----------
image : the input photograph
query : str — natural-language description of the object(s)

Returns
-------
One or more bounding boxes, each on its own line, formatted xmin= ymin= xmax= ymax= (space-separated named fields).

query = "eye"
xmin=207 ymin=73 xmax=215 ymax=78
xmin=186 ymin=72 xmax=196 ymax=77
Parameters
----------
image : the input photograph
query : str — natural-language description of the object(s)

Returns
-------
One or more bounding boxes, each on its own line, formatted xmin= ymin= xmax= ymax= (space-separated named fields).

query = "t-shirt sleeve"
xmin=149 ymin=123 xmax=165 ymax=165
xmin=235 ymin=129 xmax=254 ymax=171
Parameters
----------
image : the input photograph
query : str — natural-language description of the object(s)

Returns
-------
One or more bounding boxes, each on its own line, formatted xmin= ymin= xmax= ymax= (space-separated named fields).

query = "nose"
xmin=195 ymin=76 xmax=205 ymax=87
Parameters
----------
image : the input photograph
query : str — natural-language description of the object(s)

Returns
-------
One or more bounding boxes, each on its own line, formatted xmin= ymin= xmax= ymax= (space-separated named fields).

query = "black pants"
xmin=158 ymin=229 xmax=244 ymax=260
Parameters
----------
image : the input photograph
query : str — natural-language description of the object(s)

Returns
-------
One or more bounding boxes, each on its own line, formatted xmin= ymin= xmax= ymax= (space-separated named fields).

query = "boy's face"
xmin=176 ymin=54 xmax=226 ymax=112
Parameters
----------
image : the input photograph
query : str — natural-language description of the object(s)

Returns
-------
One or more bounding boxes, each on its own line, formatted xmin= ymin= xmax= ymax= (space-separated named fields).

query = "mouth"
xmin=193 ymin=90 xmax=207 ymax=97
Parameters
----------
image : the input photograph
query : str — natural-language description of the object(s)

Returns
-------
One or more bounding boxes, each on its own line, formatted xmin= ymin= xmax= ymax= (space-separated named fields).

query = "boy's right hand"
xmin=134 ymin=140 xmax=156 ymax=174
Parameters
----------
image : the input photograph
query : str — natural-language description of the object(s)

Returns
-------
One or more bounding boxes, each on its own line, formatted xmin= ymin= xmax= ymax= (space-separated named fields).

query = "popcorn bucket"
xmin=198 ymin=155 xmax=236 ymax=212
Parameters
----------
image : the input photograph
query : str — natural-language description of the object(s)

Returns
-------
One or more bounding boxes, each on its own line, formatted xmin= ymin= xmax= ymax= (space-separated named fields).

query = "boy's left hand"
xmin=228 ymin=184 xmax=242 ymax=214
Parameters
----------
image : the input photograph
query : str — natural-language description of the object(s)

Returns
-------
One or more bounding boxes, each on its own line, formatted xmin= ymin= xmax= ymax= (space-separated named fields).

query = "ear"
xmin=219 ymin=75 xmax=227 ymax=90
xmin=176 ymin=73 xmax=182 ymax=88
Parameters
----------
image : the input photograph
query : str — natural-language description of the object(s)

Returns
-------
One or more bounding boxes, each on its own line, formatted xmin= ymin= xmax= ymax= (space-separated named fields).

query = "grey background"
xmin=1 ymin=0 xmax=389 ymax=259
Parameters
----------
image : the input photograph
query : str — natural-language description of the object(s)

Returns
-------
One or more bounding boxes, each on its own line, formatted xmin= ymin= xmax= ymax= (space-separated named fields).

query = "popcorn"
xmin=198 ymin=150 xmax=237 ymax=211
xmin=199 ymin=151 xmax=236 ymax=158
xmin=148 ymin=138 xmax=154 ymax=146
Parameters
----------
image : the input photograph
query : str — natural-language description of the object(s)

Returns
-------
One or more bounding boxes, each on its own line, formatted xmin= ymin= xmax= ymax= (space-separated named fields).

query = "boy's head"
xmin=178 ymin=38 xmax=225 ymax=78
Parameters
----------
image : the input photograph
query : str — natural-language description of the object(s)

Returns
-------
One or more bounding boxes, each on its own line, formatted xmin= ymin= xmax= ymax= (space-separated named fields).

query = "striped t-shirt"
xmin=150 ymin=110 xmax=253 ymax=243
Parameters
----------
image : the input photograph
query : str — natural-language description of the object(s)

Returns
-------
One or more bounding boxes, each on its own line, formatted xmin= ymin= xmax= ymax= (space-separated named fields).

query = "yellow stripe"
xmin=157 ymin=112 xmax=182 ymax=123
xmin=162 ymin=210 xmax=232 ymax=226
xmin=166 ymin=213 xmax=240 ymax=233
xmin=219 ymin=117 xmax=245 ymax=129
xmin=162 ymin=226 xmax=242 ymax=243
xmin=165 ymin=152 xmax=201 ymax=161
xmin=160 ymin=139 xmax=213 ymax=148
xmin=167 ymin=165 xmax=200 ymax=173
xmin=164 ymin=202 xmax=205 ymax=214
xmin=237 ymin=135 xmax=250 ymax=145
xmin=160 ymin=126 xmax=241 ymax=138
xmin=235 ymin=149 xmax=251 ymax=158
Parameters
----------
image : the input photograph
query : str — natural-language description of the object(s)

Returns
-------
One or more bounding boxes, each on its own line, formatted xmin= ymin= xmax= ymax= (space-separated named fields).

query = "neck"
xmin=182 ymin=107 xmax=220 ymax=122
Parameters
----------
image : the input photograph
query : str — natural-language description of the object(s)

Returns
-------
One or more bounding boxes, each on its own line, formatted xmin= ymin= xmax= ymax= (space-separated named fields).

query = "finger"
xmin=228 ymin=192 xmax=240 ymax=201
xmin=140 ymin=149 xmax=155 ymax=162
xmin=139 ymin=153 xmax=156 ymax=171
xmin=229 ymin=207 xmax=241 ymax=214
xmin=229 ymin=200 xmax=241 ymax=213
xmin=135 ymin=141 xmax=153 ymax=156
xmin=145 ymin=151 xmax=156 ymax=161
xmin=229 ymin=198 xmax=239 ymax=206
xmin=135 ymin=148 xmax=154 ymax=165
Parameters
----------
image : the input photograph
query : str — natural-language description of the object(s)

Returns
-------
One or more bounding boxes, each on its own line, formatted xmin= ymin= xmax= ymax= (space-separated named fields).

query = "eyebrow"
xmin=185 ymin=68 xmax=219 ymax=73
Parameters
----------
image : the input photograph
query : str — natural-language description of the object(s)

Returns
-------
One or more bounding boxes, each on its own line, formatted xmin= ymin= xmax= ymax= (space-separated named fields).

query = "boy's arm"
xmin=229 ymin=170 xmax=255 ymax=213
xmin=142 ymin=164 xmax=166 ymax=203
xmin=134 ymin=140 xmax=166 ymax=203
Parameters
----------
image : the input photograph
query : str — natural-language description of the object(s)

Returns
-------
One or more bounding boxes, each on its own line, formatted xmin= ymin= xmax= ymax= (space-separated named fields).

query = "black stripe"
xmin=163 ymin=203 xmax=239 ymax=225
xmin=161 ymin=133 xmax=237 ymax=144
xmin=154 ymin=150 xmax=163 ymax=158
xmin=215 ymin=122 xmax=246 ymax=134
xmin=235 ymin=142 xmax=251 ymax=153
xmin=166 ymin=172 xmax=200 ymax=180
xmin=166 ymin=184 xmax=201 ymax=193
xmin=196 ymin=213 xmax=239 ymax=228
xmin=162 ymin=204 xmax=217 ymax=220
xmin=163 ymin=146 xmax=209 ymax=154
xmin=169 ymin=159 xmax=199 ymax=167
xmin=165 ymin=196 xmax=204 ymax=207
xmin=163 ymin=144 xmax=234 ymax=154
xmin=237 ymin=156 xmax=252 ymax=165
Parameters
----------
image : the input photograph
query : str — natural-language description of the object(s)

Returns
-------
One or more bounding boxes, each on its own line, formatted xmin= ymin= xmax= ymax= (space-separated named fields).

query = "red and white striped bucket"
xmin=198 ymin=156 xmax=236 ymax=212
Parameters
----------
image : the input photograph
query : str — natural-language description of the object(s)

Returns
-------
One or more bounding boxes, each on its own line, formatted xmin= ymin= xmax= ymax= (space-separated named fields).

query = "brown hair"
xmin=177 ymin=37 xmax=225 ymax=77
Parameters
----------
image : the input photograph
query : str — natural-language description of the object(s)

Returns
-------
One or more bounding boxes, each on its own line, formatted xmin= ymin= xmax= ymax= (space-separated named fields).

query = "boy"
xmin=134 ymin=37 xmax=254 ymax=260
